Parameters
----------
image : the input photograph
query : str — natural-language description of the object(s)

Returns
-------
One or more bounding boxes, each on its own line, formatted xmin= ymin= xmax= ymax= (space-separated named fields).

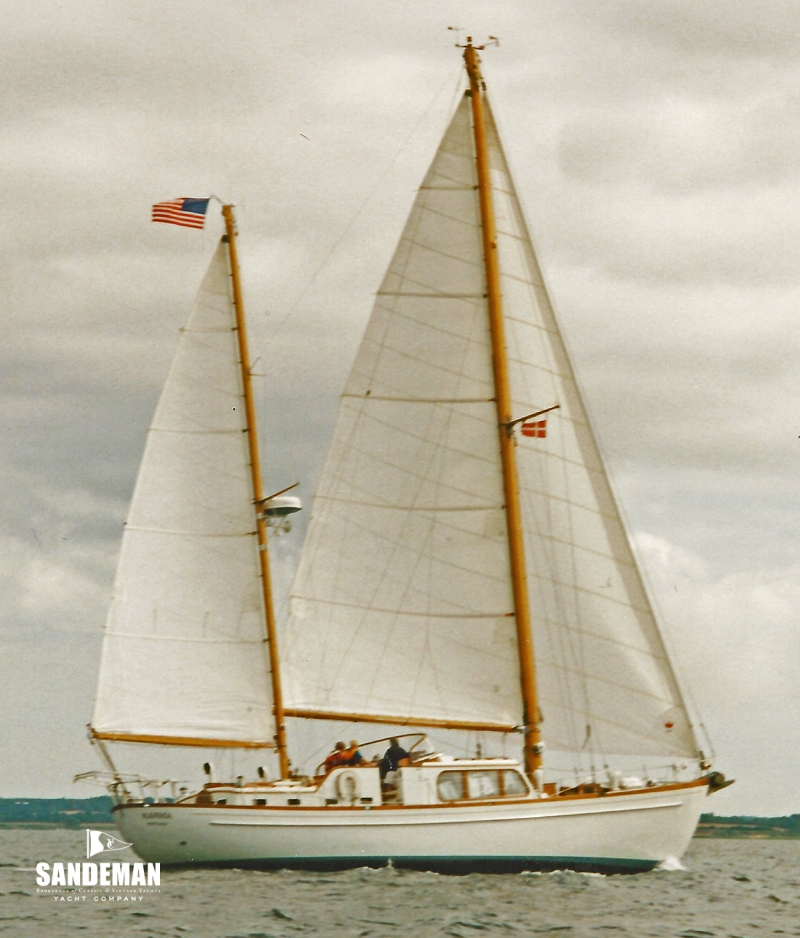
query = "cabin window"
xmin=254 ymin=798 xmax=267 ymax=805
xmin=502 ymin=770 xmax=528 ymax=796
xmin=437 ymin=771 xmax=465 ymax=801
xmin=438 ymin=769 xmax=528 ymax=802
xmin=466 ymin=771 xmax=500 ymax=799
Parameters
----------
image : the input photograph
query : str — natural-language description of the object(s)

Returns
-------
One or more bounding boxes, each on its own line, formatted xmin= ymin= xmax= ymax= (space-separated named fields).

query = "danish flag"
xmin=521 ymin=419 xmax=547 ymax=438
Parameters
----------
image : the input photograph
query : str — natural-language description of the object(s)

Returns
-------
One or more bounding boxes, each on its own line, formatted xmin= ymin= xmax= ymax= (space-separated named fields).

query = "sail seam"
xmin=499 ymin=269 xmax=557 ymax=291
xmin=507 ymin=355 xmax=575 ymax=383
xmin=540 ymin=663 xmax=679 ymax=707
xmin=504 ymin=315 xmax=560 ymax=337
xmin=353 ymin=341 xmax=494 ymax=394
xmin=311 ymin=495 xmax=501 ymax=512
xmin=518 ymin=454 xmax=607 ymax=483
xmin=103 ymin=632 xmax=267 ymax=644
xmin=411 ymin=201 xmax=481 ymax=233
xmin=378 ymin=268 xmax=480 ymax=302
xmin=291 ymin=597 xmax=512 ymax=619
xmin=397 ymin=235 xmax=482 ymax=271
xmin=377 ymin=292 xmax=484 ymax=298
xmin=149 ymin=427 xmax=242 ymax=435
xmin=341 ymin=395 xmax=493 ymax=404
xmin=516 ymin=500 xmax=638 ymax=562
xmin=541 ymin=707 xmax=690 ymax=749
xmin=124 ymin=525 xmax=256 ymax=537
xmin=337 ymin=405 xmax=500 ymax=472
xmin=528 ymin=570 xmax=651 ymax=615
xmin=370 ymin=296 xmax=491 ymax=345
xmin=537 ymin=626 xmax=670 ymax=666
xmin=312 ymin=481 xmax=508 ymax=550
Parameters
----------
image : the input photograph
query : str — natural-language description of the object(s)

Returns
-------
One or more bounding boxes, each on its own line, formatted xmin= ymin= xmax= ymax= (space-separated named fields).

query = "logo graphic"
xmin=86 ymin=830 xmax=133 ymax=859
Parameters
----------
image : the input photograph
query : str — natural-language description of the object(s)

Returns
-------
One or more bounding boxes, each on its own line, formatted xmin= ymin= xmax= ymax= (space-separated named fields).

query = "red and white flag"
xmin=521 ymin=419 xmax=547 ymax=438
xmin=151 ymin=198 xmax=210 ymax=229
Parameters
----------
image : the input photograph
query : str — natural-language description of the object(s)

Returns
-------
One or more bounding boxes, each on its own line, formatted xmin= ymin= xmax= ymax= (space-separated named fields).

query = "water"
xmin=1 ymin=830 xmax=798 ymax=937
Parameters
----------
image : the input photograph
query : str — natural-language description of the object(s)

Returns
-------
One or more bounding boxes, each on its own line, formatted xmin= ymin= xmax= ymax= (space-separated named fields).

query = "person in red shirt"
xmin=323 ymin=741 xmax=347 ymax=771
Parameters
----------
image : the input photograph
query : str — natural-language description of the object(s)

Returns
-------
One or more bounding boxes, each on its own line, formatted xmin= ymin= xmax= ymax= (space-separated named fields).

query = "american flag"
xmin=521 ymin=419 xmax=547 ymax=438
xmin=151 ymin=198 xmax=210 ymax=229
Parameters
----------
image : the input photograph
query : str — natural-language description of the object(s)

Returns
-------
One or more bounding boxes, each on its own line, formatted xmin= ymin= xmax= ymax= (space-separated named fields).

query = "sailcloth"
xmin=283 ymin=97 xmax=521 ymax=728
xmin=483 ymin=103 xmax=697 ymax=758
xmin=92 ymin=241 xmax=275 ymax=746
xmin=283 ymin=92 xmax=698 ymax=758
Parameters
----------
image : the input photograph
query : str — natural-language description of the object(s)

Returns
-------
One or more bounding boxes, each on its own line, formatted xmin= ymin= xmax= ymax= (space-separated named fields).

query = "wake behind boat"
xmin=79 ymin=39 xmax=731 ymax=873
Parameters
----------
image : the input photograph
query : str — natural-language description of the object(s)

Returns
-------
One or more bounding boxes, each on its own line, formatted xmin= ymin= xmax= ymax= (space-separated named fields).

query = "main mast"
xmin=462 ymin=42 xmax=543 ymax=777
xmin=222 ymin=205 xmax=290 ymax=779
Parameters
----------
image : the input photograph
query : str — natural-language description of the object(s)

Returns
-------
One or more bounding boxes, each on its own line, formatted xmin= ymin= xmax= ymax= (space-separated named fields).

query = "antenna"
xmin=453 ymin=33 xmax=501 ymax=50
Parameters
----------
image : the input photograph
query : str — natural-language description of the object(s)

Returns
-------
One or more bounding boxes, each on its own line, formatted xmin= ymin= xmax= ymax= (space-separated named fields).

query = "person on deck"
xmin=379 ymin=737 xmax=409 ymax=779
xmin=323 ymin=741 xmax=347 ymax=772
xmin=342 ymin=739 xmax=364 ymax=766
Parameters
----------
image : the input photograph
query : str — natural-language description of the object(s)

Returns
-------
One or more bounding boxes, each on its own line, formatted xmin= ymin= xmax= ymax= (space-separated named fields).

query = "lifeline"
xmin=36 ymin=862 xmax=160 ymax=886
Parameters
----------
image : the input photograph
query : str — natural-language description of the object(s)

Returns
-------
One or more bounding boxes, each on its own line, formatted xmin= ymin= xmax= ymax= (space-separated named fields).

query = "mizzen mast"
xmin=222 ymin=205 xmax=289 ymax=778
xmin=462 ymin=41 xmax=543 ymax=777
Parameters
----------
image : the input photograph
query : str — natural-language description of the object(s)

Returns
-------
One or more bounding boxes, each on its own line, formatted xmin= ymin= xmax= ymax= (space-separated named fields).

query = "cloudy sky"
xmin=2 ymin=0 xmax=799 ymax=816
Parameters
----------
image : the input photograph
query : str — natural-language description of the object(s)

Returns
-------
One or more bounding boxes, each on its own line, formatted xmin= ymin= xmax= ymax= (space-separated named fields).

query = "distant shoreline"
xmin=695 ymin=813 xmax=800 ymax=839
xmin=1 ymin=800 xmax=797 ymax=838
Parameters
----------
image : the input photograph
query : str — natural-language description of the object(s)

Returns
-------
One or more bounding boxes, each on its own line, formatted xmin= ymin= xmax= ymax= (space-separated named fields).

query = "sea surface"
xmin=0 ymin=830 xmax=798 ymax=937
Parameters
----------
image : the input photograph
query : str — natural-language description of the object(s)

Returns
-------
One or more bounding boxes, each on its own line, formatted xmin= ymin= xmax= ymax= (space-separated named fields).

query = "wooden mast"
xmin=222 ymin=204 xmax=290 ymax=779
xmin=463 ymin=41 xmax=543 ymax=777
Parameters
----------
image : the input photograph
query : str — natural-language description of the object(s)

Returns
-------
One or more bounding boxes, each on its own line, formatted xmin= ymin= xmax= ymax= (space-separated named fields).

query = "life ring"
xmin=336 ymin=769 xmax=361 ymax=804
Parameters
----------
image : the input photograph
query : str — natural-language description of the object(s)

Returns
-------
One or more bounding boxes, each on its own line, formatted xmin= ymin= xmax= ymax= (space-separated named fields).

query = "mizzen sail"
xmin=92 ymin=241 xmax=275 ymax=747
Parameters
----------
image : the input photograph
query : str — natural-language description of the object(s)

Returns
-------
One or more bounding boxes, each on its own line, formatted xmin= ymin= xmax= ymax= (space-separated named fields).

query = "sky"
xmin=1 ymin=0 xmax=799 ymax=816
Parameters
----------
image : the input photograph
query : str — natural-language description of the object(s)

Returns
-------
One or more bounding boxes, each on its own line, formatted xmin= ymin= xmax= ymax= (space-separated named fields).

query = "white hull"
xmin=114 ymin=780 xmax=708 ymax=874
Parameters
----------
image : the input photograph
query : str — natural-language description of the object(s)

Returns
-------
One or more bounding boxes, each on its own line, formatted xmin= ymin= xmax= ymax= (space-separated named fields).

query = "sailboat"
xmin=82 ymin=41 xmax=731 ymax=873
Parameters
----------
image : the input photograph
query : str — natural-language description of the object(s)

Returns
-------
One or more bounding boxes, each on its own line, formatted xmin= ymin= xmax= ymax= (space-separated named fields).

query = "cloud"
xmin=634 ymin=530 xmax=800 ymax=812
xmin=1 ymin=0 xmax=798 ymax=814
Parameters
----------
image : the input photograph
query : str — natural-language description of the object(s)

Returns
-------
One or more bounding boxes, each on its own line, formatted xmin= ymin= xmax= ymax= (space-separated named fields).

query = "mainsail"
xmin=283 ymin=91 xmax=698 ymax=760
xmin=92 ymin=241 xmax=275 ymax=747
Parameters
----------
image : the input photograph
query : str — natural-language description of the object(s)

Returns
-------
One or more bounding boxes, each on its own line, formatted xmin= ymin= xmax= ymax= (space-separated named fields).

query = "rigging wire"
xmin=262 ymin=65 xmax=464 ymax=351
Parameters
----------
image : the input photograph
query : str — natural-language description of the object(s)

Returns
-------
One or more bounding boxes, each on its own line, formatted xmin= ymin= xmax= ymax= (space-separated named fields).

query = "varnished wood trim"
xmin=283 ymin=708 xmax=517 ymax=733
xmin=112 ymin=777 xmax=708 ymax=813
xmin=91 ymin=730 xmax=273 ymax=749
xmin=222 ymin=206 xmax=289 ymax=778
xmin=463 ymin=42 xmax=541 ymax=776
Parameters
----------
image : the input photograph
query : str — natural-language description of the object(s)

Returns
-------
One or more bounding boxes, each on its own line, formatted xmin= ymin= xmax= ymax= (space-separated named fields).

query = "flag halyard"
xmin=152 ymin=198 xmax=210 ymax=229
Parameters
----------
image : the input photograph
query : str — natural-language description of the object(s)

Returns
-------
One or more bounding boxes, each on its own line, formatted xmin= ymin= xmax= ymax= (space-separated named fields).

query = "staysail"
xmin=283 ymin=90 xmax=698 ymax=759
xmin=92 ymin=241 xmax=275 ymax=747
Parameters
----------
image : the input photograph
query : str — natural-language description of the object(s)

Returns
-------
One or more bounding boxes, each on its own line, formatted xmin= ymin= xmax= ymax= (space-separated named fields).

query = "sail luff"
xmin=222 ymin=205 xmax=289 ymax=778
xmin=93 ymin=237 xmax=277 ymax=748
xmin=464 ymin=42 xmax=542 ymax=776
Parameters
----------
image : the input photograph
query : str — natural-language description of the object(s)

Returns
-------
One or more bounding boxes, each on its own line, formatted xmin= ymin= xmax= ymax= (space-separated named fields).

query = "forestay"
xmin=92 ymin=242 xmax=275 ymax=747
